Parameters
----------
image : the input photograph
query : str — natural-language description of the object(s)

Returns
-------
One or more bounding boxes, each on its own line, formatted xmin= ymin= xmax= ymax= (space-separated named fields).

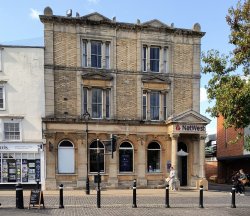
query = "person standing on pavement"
xmin=169 ymin=167 xmax=176 ymax=191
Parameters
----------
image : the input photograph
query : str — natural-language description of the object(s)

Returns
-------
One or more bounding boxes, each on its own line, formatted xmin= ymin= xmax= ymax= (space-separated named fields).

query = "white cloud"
xmin=30 ymin=8 xmax=41 ymax=20
xmin=200 ymin=87 xmax=208 ymax=102
xmin=87 ymin=0 xmax=100 ymax=4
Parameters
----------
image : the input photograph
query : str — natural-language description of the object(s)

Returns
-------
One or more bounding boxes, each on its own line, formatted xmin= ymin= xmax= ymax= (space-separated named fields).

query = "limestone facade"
xmin=40 ymin=8 xmax=210 ymax=190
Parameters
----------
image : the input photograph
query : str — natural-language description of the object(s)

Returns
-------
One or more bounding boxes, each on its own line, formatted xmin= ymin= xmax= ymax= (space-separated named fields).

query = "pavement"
xmin=0 ymin=183 xmax=250 ymax=216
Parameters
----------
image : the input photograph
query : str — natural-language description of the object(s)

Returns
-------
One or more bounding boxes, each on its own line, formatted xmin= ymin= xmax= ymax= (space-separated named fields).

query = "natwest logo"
xmin=176 ymin=124 xmax=205 ymax=132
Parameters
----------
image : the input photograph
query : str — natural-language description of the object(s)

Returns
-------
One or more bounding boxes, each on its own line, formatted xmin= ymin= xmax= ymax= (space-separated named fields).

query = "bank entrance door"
xmin=178 ymin=142 xmax=188 ymax=186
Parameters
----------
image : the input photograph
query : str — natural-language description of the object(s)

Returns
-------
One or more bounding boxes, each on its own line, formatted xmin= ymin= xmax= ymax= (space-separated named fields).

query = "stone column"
xmin=137 ymin=136 xmax=147 ymax=186
xmin=170 ymin=133 xmax=179 ymax=178
xmin=199 ymin=135 xmax=206 ymax=178
xmin=108 ymin=150 xmax=118 ymax=187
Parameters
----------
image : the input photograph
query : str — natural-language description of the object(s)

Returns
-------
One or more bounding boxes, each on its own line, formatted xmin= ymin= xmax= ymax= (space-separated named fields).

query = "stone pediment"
xmin=141 ymin=74 xmax=171 ymax=84
xmin=81 ymin=12 xmax=111 ymax=22
xmin=167 ymin=109 xmax=211 ymax=124
xmin=142 ymin=19 xmax=170 ymax=28
xmin=82 ymin=72 xmax=113 ymax=81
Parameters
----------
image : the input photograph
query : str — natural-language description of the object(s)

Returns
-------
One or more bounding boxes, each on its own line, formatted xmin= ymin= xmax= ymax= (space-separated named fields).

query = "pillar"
xmin=199 ymin=135 xmax=206 ymax=178
xmin=170 ymin=133 xmax=179 ymax=178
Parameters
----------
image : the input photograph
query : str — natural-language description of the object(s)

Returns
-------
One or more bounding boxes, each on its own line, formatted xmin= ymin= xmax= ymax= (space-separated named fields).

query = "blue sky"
xmin=0 ymin=0 xmax=239 ymax=134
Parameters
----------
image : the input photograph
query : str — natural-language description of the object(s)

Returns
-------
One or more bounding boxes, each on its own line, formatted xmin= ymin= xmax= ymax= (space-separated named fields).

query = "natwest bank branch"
xmin=0 ymin=143 xmax=44 ymax=187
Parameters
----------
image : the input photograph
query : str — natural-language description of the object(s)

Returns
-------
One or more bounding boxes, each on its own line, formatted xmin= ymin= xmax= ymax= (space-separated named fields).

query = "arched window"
xmin=58 ymin=140 xmax=75 ymax=173
xmin=119 ymin=142 xmax=134 ymax=172
xmin=147 ymin=142 xmax=161 ymax=173
xmin=89 ymin=140 xmax=105 ymax=172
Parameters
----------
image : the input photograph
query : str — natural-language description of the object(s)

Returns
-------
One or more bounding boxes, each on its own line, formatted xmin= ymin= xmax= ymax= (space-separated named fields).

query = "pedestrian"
xmin=169 ymin=167 xmax=177 ymax=191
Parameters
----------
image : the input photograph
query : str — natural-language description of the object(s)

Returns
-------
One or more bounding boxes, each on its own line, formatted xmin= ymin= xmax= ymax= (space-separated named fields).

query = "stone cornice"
xmin=141 ymin=74 xmax=171 ymax=84
xmin=39 ymin=15 xmax=205 ymax=38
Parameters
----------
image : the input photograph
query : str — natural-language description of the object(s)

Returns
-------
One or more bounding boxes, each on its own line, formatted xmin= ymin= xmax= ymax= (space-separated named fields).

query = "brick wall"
xmin=217 ymin=115 xmax=244 ymax=158
xmin=173 ymin=78 xmax=193 ymax=114
xmin=54 ymin=70 xmax=77 ymax=116
xmin=116 ymin=74 xmax=138 ymax=119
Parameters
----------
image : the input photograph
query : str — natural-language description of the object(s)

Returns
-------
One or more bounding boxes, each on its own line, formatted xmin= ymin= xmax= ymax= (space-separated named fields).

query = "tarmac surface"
xmin=0 ymin=183 xmax=249 ymax=216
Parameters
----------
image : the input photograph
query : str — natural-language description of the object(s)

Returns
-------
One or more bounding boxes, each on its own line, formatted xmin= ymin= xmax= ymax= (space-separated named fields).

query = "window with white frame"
xmin=82 ymin=40 xmax=111 ymax=69
xmin=147 ymin=142 xmax=161 ymax=173
xmin=142 ymin=45 xmax=169 ymax=73
xmin=119 ymin=142 xmax=134 ymax=172
xmin=4 ymin=121 xmax=21 ymax=141
xmin=0 ymin=85 xmax=5 ymax=110
xmin=82 ymin=87 xmax=111 ymax=119
xmin=58 ymin=140 xmax=75 ymax=173
xmin=142 ymin=91 xmax=167 ymax=121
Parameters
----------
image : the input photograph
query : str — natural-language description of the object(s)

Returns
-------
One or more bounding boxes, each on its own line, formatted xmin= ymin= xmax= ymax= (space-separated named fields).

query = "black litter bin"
xmin=16 ymin=183 xmax=24 ymax=209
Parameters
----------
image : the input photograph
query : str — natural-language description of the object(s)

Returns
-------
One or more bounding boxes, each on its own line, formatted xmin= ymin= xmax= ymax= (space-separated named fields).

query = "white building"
xmin=0 ymin=45 xmax=45 ymax=189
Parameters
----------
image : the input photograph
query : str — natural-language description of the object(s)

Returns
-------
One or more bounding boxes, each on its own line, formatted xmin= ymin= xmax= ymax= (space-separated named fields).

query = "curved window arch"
xmin=89 ymin=140 xmax=105 ymax=173
xmin=119 ymin=142 xmax=134 ymax=172
xmin=147 ymin=142 xmax=161 ymax=173
xmin=58 ymin=140 xmax=75 ymax=173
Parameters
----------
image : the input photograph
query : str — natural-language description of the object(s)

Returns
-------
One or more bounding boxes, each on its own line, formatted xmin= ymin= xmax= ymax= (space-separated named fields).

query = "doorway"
xmin=178 ymin=142 xmax=188 ymax=186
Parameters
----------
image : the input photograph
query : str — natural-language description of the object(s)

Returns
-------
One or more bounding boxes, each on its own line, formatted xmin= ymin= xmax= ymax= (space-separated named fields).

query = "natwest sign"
xmin=175 ymin=124 xmax=205 ymax=132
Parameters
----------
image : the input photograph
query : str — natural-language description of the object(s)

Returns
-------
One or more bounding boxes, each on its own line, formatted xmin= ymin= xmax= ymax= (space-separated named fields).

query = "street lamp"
xmin=96 ymin=138 xmax=101 ymax=208
xmin=83 ymin=111 xmax=91 ymax=195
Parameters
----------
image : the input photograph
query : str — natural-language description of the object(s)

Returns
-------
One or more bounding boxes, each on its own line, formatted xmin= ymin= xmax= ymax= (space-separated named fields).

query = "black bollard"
xmin=165 ymin=184 xmax=170 ymax=208
xmin=36 ymin=179 xmax=40 ymax=189
xmin=59 ymin=184 xmax=64 ymax=208
xmin=86 ymin=177 xmax=90 ymax=195
xmin=199 ymin=185 xmax=204 ymax=208
xmin=231 ymin=186 xmax=236 ymax=208
xmin=132 ymin=179 xmax=137 ymax=208
xmin=16 ymin=183 xmax=24 ymax=209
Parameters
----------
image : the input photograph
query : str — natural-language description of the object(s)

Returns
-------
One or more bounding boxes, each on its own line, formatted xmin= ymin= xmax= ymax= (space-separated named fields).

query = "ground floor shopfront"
xmin=0 ymin=143 xmax=45 ymax=189
xmin=43 ymin=110 xmax=210 ymax=190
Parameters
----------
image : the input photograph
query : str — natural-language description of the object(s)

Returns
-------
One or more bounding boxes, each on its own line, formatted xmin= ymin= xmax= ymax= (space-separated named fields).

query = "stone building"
xmin=40 ymin=7 xmax=210 ymax=190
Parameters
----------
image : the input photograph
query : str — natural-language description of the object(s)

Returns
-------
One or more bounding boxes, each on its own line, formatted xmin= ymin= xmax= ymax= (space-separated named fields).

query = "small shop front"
xmin=0 ymin=143 xmax=43 ymax=187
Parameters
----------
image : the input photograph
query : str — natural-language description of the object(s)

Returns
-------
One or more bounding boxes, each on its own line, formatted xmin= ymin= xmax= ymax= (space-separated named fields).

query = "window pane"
xmin=91 ymin=41 xmax=102 ymax=68
xmin=163 ymin=93 xmax=167 ymax=120
xmin=150 ymin=47 xmax=159 ymax=72
xmin=90 ymin=148 xmax=104 ymax=172
xmin=4 ymin=122 xmax=20 ymax=140
xmin=105 ymin=43 xmax=110 ymax=69
xmin=150 ymin=92 xmax=159 ymax=120
xmin=148 ymin=146 xmax=160 ymax=172
xmin=83 ymin=88 xmax=88 ymax=114
xmin=163 ymin=48 xmax=167 ymax=72
xmin=92 ymin=89 xmax=102 ymax=118
xmin=142 ymin=46 xmax=147 ymax=72
xmin=143 ymin=94 xmax=147 ymax=120
xmin=119 ymin=149 xmax=133 ymax=172
xmin=82 ymin=40 xmax=87 ymax=67
xmin=106 ymin=89 xmax=110 ymax=118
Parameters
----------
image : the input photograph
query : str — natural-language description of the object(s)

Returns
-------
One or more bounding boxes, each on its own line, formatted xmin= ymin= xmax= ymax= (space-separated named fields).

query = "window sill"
xmin=146 ymin=172 xmax=163 ymax=175
xmin=117 ymin=173 xmax=135 ymax=175
xmin=56 ymin=173 xmax=78 ymax=176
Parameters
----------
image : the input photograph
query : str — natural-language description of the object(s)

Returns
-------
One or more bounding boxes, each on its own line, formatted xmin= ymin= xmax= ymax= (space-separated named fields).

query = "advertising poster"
xmin=120 ymin=154 xmax=130 ymax=172
xmin=35 ymin=159 xmax=41 ymax=181
xmin=22 ymin=159 xmax=28 ymax=182
xmin=16 ymin=159 xmax=21 ymax=182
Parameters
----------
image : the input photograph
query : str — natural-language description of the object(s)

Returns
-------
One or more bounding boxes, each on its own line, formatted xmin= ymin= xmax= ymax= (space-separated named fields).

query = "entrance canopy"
xmin=166 ymin=109 xmax=211 ymax=134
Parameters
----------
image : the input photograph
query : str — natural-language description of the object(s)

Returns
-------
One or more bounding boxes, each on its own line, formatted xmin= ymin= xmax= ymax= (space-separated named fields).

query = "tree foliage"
xmin=202 ymin=0 xmax=250 ymax=150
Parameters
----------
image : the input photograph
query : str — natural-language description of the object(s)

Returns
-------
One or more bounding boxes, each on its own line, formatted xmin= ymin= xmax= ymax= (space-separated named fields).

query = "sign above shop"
xmin=0 ymin=143 xmax=40 ymax=152
xmin=175 ymin=124 xmax=205 ymax=132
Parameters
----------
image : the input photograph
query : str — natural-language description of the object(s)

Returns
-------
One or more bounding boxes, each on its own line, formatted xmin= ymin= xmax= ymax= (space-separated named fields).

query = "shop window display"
xmin=0 ymin=153 xmax=40 ymax=183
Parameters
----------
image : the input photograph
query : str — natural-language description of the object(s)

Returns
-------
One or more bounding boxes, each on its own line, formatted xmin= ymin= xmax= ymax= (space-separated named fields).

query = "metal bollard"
xmin=165 ymin=184 xmax=170 ymax=208
xmin=199 ymin=185 xmax=204 ymax=208
xmin=16 ymin=183 xmax=24 ymax=209
xmin=231 ymin=186 xmax=236 ymax=208
xmin=59 ymin=184 xmax=64 ymax=208
xmin=97 ymin=187 xmax=101 ymax=208
xmin=86 ymin=177 xmax=90 ymax=195
xmin=36 ymin=179 xmax=40 ymax=189
xmin=132 ymin=179 xmax=137 ymax=208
